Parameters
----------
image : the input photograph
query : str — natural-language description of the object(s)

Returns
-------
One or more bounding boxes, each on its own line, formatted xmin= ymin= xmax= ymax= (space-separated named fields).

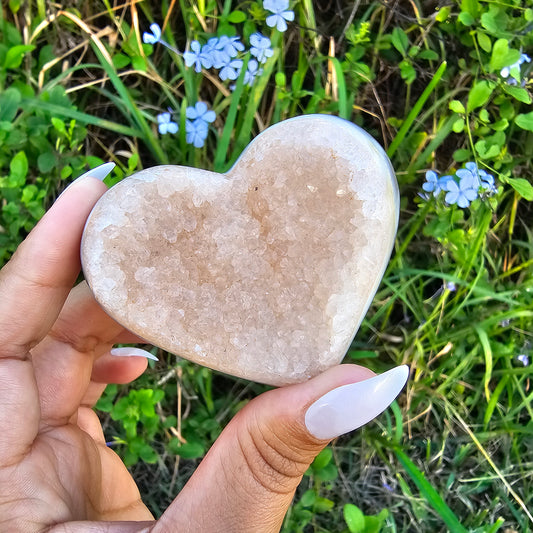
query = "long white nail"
xmin=76 ymin=162 xmax=116 ymax=182
xmin=57 ymin=162 xmax=115 ymax=201
xmin=304 ymin=365 xmax=409 ymax=440
xmin=110 ymin=347 xmax=158 ymax=361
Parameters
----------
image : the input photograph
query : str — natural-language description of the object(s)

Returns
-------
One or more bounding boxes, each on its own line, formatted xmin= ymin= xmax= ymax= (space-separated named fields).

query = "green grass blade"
xmin=329 ymin=56 xmax=349 ymax=119
xmin=394 ymin=448 xmax=468 ymax=533
xmin=387 ymin=61 xmax=447 ymax=159
xmin=475 ymin=326 xmax=493 ymax=402
xmin=21 ymin=98 xmax=144 ymax=138
xmin=231 ymin=49 xmax=280 ymax=165
xmin=213 ymin=56 xmax=250 ymax=172
xmin=89 ymin=41 xmax=167 ymax=163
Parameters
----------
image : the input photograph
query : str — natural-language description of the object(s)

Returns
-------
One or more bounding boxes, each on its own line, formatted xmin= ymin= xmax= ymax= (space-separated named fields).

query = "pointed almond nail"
xmin=304 ymin=365 xmax=409 ymax=440
xmin=76 ymin=162 xmax=115 ymax=182
xmin=110 ymin=347 xmax=158 ymax=361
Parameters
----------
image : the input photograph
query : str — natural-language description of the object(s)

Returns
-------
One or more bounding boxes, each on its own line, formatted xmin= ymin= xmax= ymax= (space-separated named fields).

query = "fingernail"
xmin=304 ymin=365 xmax=409 ymax=440
xmin=57 ymin=163 xmax=115 ymax=201
xmin=76 ymin=162 xmax=116 ymax=182
xmin=110 ymin=347 xmax=159 ymax=361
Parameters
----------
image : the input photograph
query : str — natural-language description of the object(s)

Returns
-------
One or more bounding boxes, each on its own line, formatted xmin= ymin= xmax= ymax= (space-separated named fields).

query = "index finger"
xmin=0 ymin=173 xmax=109 ymax=464
xmin=0 ymin=176 xmax=108 ymax=359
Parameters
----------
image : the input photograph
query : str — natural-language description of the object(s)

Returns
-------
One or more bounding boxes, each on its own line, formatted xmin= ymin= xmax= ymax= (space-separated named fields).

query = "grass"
xmin=1 ymin=0 xmax=533 ymax=531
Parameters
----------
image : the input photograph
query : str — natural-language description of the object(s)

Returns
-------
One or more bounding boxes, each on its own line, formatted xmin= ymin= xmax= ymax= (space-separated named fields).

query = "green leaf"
xmin=37 ymin=152 xmax=56 ymax=173
xmin=0 ymin=87 xmax=21 ymax=121
xmin=344 ymin=504 xmax=365 ymax=533
xmin=476 ymin=32 xmax=491 ymax=53
xmin=418 ymin=49 xmax=439 ymax=61
xmin=453 ymin=148 xmax=471 ymax=162
xmin=311 ymin=447 xmax=332 ymax=470
xmin=112 ymin=53 xmax=130 ymax=69
xmin=481 ymin=8 xmax=509 ymax=36
xmin=9 ymin=151 xmax=28 ymax=185
xmin=4 ymin=44 xmax=35 ymax=69
xmin=502 ymin=84 xmax=531 ymax=104
xmin=228 ymin=10 xmax=247 ymax=23
xmin=399 ymin=59 xmax=416 ymax=84
xmin=314 ymin=497 xmax=335 ymax=513
xmin=467 ymin=80 xmax=493 ymax=112
xmin=173 ymin=441 xmax=205 ymax=459
xmin=391 ymin=27 xmax=409 ymax=55
xmin=458 ymin=12 xmax=475 ymax=26
xmin=515 ymin=112 xmax=533 ymax=132
xmin=9 ymin=0 xmax=21 ymax=13
xmin=461 ymin=0 xmax=479 ymax=17
xmin=475 ymin=139 xmax=500 ymax=159
xmin=507 ymin=178 xmax=533 ymax=201
xmin=131 ymin=54 xmax=147 ymax=71
xmin=452 ymin=118 xmax=465 ymax=133
xmin=449 ymin=100 xmax=465 ymax=114
xmin=489 ymin=39 xmax=521 ymax=71
xmin=300 ymin=490 xmax=316 ymax=507
xmin=435 ymin=6 xmax=450 ymax=22
xmin=137 ymin=442 xmax=158 ymax=463
xmin=491 ymin=118 xmax=508 ymax=131
xmin=51 ymin=117 xmax=67 ymax=137
xmin=365 ymin=509 xmax=389 ymax=533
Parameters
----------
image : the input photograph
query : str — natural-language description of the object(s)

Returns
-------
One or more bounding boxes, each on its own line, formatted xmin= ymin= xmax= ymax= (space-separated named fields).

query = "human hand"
xmin=0 ymin=165 xmax=408 ymax=532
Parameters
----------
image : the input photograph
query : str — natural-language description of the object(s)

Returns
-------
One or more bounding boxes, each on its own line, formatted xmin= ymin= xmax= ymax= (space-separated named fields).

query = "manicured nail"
xmin=76 ymin=162 xmax=116 ymax=182
xmin=304 ymin=365 xmax=409 ymax=440
xmin=57 ymin=162 xmax=115 ymax=201
xmin=110 ymin=347 xmax=158 ymax=361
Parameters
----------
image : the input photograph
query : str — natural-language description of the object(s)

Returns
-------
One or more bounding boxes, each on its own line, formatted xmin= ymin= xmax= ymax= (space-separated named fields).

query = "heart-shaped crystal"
xmin=81 ymin=115 xmax=399 ymax=385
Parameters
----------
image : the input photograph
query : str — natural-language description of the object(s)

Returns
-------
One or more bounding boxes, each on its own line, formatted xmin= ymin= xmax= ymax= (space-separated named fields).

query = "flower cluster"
xmin=500 ymin=53 xmax=531 ymax=86
xmin=156 ymin=102 xmax=216 ymax=148
xmin=182 ymin=32 xmax=271 ymax=85
xmin=422 ymin=162 xmax=496 ymax=208
xmin=143 ymin=1 xmax=294 ymax=147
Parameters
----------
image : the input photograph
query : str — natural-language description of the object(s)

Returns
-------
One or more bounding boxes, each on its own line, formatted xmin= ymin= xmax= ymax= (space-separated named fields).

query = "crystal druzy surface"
xmin=81 ymin=115 xmax=399 ymax=386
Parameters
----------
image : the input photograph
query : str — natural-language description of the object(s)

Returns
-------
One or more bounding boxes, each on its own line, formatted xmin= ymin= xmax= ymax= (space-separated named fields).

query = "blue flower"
xmin=184 ymin=103 xmax=216 ymax=148
xmin=250 ymin=33 xmax=274 ymax=64
xmin=183 ymin=40 xmax=213 ymax=72
xmin=143 ymin=23 xmax=162 ymax=44
xmin=186 ymin=119 xmax=209 ymax=148
xmin=264 ymin=0 xmax=295 ymax=32
xmin=186 ymin=102 xmax=216 ymax=124
xmin=218 ymin=35 xmax=245 ymax=58
xmin=445 ymin=281 xmax=457 ymax=292
xmin=219 ymin=58 xmax=244 ymax=81
xmin=142 ymin=23 xmax=180 ymax=54
xmin=201 ymin=37 xmax=228 ymax=69
xmin=243 ymin=59 xmax=263 ymax=85
xmin=445 ymin=174 xmax=479 ymax=208
xmin=157 ymin=112 xmax=178 ymax=135
xmin=500 ymin=53 xmax=531 ymax=86
xmin=422 ymin=170 xmax=453 ymax=197
xmin=458 ymin=162 xmax=496 ymax=196
xmin=517 ymin=354 xmax=530 ymax=367
xmin=230 ymin=60 xmax=263 ymax=91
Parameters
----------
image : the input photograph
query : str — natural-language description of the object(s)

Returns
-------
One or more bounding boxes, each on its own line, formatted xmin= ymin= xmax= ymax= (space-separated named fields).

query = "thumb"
xmin=155 ymin=364 xmax=409 ymax=533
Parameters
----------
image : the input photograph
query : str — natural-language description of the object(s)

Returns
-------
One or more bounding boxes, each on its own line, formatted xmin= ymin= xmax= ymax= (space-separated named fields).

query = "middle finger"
xmin=32 ymin=281 xmax=148 ymax=426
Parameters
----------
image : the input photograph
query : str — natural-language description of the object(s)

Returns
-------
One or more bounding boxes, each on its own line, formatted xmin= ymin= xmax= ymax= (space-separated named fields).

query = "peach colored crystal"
xmin=81 ymin=115 xmax=399 ymax=385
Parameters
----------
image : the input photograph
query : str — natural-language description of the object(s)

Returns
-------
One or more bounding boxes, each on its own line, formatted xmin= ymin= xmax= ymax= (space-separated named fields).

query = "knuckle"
xmin=237 ymin=411 xmax=320 ymax=495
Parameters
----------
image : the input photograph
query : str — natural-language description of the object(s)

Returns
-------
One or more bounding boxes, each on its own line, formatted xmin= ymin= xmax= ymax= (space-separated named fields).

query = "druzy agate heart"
xmin=81 ymin=115 xmax=399 ymax=386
